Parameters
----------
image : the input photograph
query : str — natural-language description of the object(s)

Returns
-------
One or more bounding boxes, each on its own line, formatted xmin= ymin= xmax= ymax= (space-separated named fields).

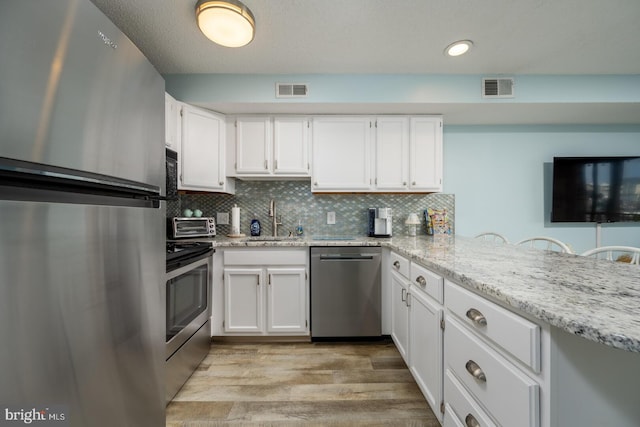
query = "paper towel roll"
xmin=231 ymin=205 xmax=240 ymax=235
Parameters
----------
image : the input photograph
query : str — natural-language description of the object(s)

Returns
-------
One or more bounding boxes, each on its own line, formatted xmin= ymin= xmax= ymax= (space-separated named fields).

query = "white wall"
xmin=443 ymin=125 xmax=640 ymax=254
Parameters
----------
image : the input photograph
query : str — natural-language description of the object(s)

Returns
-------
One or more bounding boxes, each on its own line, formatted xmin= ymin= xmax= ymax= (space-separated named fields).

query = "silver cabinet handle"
xmin=406 ymin=292 xmax=411 ymax=307
xmin=415 ymin=275 xmax=427 ymax=286
xmin=219 ymin=181 xmax=224 ymax=186
xmin=264 ymin=160 xmax=268 ymax=169
xmin=401 ymin=288 xmax=406 ymax=302
xmin=466 ymin=308 xmax=487 ymax=326
xmin=465 ymin=360 xmax=486 ymax=382
xmin=393 ymin=261 xmax=400 ymax=269
xmin=465 ymin=414 xmax=480 ymax=427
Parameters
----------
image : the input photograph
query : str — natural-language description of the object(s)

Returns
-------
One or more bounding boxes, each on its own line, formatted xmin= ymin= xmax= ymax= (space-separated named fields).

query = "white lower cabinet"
xmin=409 ymin=287 xmax=443 ymax=422
xmin=390 ymin=270 xmax=410 ymax=361
xmin=266 ymin=267 xmax=307 ymax=333
xmin=446 ymin=316 xmax=539 ymax=427
xmin=223 ymin=268 xmax=263 ymax=333
xmin=217 ymin=248 xmax=309 ymax=336
xmin=444 ymin=370 xmax=496 ymax=427
xmin=444 ymin=280 xmax=542 ymax=427
xmin=389 ymin=251 xmax=444 ymax=423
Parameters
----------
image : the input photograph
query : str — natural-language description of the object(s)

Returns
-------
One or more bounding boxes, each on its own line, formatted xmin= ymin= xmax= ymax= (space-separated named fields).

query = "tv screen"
xmin=551 ymin=156 xmax=640 ymax=223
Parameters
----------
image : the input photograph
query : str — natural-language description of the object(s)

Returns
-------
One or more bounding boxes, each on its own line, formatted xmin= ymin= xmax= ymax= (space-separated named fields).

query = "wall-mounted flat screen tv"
xmin=551 ymin=156 xmax=640 ymax=223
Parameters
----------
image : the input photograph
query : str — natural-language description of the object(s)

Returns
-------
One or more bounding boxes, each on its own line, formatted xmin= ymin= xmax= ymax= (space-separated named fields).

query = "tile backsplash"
xmin=168 ymin=181 xmax=454 ymax=237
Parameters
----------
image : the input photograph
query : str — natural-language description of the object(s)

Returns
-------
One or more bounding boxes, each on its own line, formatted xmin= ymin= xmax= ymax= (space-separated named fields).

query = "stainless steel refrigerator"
xmin=0 ymin=1 xmax=165 ymax=425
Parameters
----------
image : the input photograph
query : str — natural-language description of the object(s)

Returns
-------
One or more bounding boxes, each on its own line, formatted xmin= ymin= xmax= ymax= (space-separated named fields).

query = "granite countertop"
xmin=190 ymin=234 xmax=640 ymax=353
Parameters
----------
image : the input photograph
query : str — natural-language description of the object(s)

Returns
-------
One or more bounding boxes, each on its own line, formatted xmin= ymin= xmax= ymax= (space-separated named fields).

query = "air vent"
xmin=276 ymin=83 xmax=309 ymax=98
xmin=482 ymin=78 xmax=514 ymax=98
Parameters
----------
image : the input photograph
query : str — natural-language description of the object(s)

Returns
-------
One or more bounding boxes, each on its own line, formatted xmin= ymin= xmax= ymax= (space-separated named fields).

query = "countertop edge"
xmin=184 ymin=235 xmax=640 ymax=353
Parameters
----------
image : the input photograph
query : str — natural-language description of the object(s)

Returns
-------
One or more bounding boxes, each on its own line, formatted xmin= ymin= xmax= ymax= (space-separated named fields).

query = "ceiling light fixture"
xmin=196 ymin=0 xmax=255 ymax=48
xmin=445 ymin=40 xmax=473 ymax=57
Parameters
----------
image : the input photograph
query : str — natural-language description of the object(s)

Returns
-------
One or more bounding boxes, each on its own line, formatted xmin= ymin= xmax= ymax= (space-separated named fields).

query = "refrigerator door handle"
xmin=0 ymin=157 xmax=160 ymax=196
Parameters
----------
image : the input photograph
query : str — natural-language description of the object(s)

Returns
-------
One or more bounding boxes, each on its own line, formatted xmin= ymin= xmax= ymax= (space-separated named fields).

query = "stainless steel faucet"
xmin=269 ymin=199 xmax=282 ymax=237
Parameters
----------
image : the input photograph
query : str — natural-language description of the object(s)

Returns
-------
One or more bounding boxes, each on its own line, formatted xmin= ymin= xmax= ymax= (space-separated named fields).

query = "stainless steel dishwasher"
xmin=310 ymin=246 xmax=382 ymax=338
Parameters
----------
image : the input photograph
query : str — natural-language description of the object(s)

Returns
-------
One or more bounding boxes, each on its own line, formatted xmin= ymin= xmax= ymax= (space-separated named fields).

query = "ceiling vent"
xmin=276 ymin=83 xmax=309 ymax=98
xmin=482 ymin=77 xmax=514 ymax=98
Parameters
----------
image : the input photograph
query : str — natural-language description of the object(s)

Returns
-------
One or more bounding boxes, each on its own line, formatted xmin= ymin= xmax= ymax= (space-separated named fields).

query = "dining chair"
xmin=474 ymin=232 xmax=509 ymax=244
xmin=581 ymin=246 xmax=640 ymax=265
xmin=516 ymin=236 xmax=573 ymax=253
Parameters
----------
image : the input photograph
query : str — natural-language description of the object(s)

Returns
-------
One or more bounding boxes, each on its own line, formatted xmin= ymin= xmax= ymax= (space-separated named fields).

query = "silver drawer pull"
xmin=466 ymin=308 xmax=487 ymax=326
xmin=393 ymin=261 xmax=400 ymax=269
xmin=415 ymin=275 xmax=427 ymax=286
xmin=465 ymin=414 xmax=480 ymax=427
xmin=465 ymin=360 xmax=486 ymax=382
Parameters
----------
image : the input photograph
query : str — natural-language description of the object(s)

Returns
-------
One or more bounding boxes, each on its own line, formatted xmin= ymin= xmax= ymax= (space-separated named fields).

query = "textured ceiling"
xmin=89 ymin=0 xmax=640 ymax=123
xmin=90 ymin=0 xmax=640 ymax=75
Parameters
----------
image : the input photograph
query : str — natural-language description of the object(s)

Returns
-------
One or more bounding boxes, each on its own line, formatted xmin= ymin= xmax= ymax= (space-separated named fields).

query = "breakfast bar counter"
xmin=201 ymin=234 xmax=640 ymax=353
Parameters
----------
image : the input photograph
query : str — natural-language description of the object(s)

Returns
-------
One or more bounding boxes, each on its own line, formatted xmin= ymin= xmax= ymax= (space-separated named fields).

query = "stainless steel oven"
xmin=166 ymin=242 xmax=213 ymax=403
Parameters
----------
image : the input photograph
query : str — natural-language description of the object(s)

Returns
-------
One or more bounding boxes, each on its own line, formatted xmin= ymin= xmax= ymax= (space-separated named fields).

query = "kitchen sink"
xmin=311 ymin=236 xmax=356 ymax=241
xmin=243 ymin=236 xmax=302 ymax=242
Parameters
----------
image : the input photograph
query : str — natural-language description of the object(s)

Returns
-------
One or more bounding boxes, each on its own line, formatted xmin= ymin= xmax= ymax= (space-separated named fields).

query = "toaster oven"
xmin=168 ymin=217 xmax=216 ymax=239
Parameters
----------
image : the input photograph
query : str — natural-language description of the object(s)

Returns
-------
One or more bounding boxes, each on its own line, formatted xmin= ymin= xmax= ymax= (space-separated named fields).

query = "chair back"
xmin=474 ymin=232 xmax=509 ymax=244
xmin=581 ymin=246 xmax=640 ymax=265
xmin=516 ymin=237 xmax=573 ymax=253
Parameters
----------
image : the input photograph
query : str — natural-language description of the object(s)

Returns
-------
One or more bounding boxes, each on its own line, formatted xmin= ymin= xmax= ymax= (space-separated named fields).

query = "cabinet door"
xmin=409 ymin=116 xmax=443 ymax=191
xmin=391 ymin=271 xmax=410 ymax=362
xmin=273 ymin=117 xmax=310 ymax=175
xmin=409 ymin=289 xmax=443 ymax=422
xmin=375 ymin=117 xmax=408 ymax=191
xmin=181 ymin=105 xmax=225 ymax=191
xmin=266 ymin=267 xmax=307 ymax=333
xmin=164 ymin=93 xmax=180 ymax=151
xmin=311 ymin=117 xmax=372 ymax=191
xmin=223 ymin=268 xmax=264 ymax=333
xmin=236 ymin=117 xmax=271 ymax=174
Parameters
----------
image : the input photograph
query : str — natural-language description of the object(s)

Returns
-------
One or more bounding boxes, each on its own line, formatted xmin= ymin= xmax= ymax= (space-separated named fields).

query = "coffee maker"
xmin=368 ymin=207 xmax=392 ymax=237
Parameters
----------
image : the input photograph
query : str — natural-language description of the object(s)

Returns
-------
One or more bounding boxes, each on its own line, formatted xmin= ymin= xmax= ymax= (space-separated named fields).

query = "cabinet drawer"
xmin=444 ymin=369 xmax=497 ymax=427
xmin=446 ymin=316 xmax=539 ymax=427
xmin=224 ymin=249 xmax=306 ymax=266
xmin=411 ymin=262 xmax=443 ymax=304
xmin=445 ymin=280 xmax=540 ymax=372
xmin=390 ymin=251 xmax=410 ymax=278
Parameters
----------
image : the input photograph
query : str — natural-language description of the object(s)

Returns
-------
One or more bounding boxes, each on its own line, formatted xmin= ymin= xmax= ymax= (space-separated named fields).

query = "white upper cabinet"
xmin=231 ymin=116 xmax=310 ymax=178
xmin=311 ymin=116 xmax=372 ymax=192
xmin=235 ymin=117 xmax=272 ymax=175
xmin=180 ymin=104 xmax=234 ymax=193
xmin=409 ymin=116 xmax=443 ymax=192
xmin=374 ymin=116 xmax=409 ymax=191
xmin=312 ymin=115 xmax=442 ymax=193
xmin=164 ymin=93 xmax=181 ymax=151
xmin=273 ymin=117 xmax=310 ymax=175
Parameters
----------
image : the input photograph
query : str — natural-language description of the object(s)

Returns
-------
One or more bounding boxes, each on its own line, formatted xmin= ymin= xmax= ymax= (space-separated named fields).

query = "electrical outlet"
xmin=216 ymin=212 xmax=229 ymax=225
xmin=327 ymin=211 xmax=336 ymax=225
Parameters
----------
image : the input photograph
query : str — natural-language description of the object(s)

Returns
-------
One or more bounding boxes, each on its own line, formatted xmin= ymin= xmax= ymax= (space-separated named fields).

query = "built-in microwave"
xmin=165 ymin=148 xmax=178 ymax=201
xmin=168 ymin=217 xmax=216 ymax=239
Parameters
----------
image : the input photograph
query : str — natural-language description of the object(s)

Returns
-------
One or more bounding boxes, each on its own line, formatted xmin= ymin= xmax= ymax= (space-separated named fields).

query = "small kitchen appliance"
xmin=168 ymin=217 xmax=216 ymax=239
xmin=368 ymin=207 xmax=393 ymax=237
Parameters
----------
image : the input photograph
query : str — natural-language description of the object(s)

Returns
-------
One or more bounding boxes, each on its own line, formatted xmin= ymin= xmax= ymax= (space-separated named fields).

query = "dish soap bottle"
xmin=296 ymin=219 xmax=304 ymax=236
xmin=250 ymin=214 xmax=261 ymax=236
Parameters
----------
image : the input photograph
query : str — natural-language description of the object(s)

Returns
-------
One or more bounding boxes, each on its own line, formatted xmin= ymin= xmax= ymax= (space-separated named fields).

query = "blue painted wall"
xmin=164 ymin=73 xmax=640 ymax=253
xmin=443 ymin=125 xmax=640 ymax=253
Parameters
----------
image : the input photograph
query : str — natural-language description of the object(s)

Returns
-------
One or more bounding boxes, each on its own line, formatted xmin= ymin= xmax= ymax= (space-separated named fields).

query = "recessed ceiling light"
xmin=445 ymin=40 xmax=473 ymax=57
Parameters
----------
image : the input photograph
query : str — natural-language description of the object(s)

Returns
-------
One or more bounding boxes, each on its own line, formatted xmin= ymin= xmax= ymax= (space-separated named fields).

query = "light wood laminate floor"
xmin=166 ymin=340 xmax=439 ymax=426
